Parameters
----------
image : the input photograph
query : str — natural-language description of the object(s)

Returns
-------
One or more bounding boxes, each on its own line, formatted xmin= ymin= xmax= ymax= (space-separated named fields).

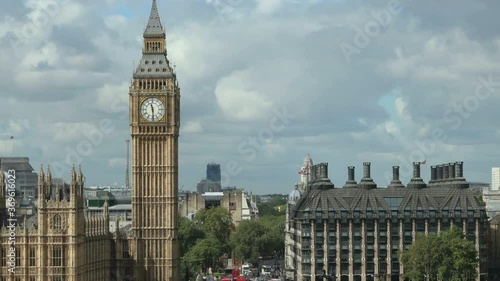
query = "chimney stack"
xmin=310 ymin=165 xmax=317 ymax=182
xmin=436 ymin=165 xmax=443 ymax=180
xmin=448 ymin=163 xmax=455 ymax=179
xmin=363 ymin=162 xmax=371 ymax=178
xmin=452 ymin=161 xmax=468 ymax=188
xmin=343 ymin=166 xmax=357 ymax=188
xmin=434 ymin=162 xmax=468 ymax=188
xmin=431 ymin=166 xmax=437 ymax=181
xmin=429 ymin=166 xmax=437 ymax=186
xmin=455 ymin=161 xmax=464 ymax=178
xmin=318 ymin=163 xmax=328 ymax=179
xmin=359 ymin=162 xmax=376 ymax=190
xmin=310 ymin=163 xmax=335 ymax=190
xmin=443 ymin=164 xmax=449 ymax=179
xmin=413 ymin=162 xmax=421 ymax=178
xmin=393 ymin=166 xmax=400 ymax=181
xmin=407 ymin=162 xmax=426 ymax=189
xmin=388 ymin=166 xmax=404 ymax=188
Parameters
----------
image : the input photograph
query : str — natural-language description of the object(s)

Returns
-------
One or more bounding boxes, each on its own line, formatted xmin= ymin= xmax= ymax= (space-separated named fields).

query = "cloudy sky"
xmin=1 ymin=0 xmax=499 ymax=194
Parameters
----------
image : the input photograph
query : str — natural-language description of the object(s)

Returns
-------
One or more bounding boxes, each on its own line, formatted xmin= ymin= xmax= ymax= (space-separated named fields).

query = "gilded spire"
xmin=144 ymin=0 xmax=165 ymax=38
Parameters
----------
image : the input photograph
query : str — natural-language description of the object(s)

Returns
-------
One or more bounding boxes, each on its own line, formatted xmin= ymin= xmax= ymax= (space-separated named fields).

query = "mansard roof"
xmin=291 ymin=161 xmax=486 ymax=220
xmin=133 ymin=49 xmax=174 ymax=79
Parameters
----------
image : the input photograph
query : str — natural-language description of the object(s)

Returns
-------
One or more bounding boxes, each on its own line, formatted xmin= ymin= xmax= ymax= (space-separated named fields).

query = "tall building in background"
xmin=492 ymin=167 xmax=500 ymax=191
xmin=206 ymin=162 xmax=221 ymax=182
xmin=129 ymin=0 xmax=180 ymax=279
xmin=197 ymin=163 xmax=222 ymax=193
xmin=0 ymin=157 xmax=38 ymax=197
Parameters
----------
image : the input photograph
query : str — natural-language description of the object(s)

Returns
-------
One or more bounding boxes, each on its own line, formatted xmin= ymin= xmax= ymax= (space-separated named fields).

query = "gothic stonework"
xmin=0 ymin=1 xmax=178 ymax=280
xmin=0 ymin=167 xmax=111 ymax=281
xmin=129 ymin=0 xmax=181 ymax=280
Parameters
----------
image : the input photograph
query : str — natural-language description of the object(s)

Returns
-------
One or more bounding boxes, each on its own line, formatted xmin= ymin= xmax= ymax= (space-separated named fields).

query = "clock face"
xmin=141 ymin=98 xmax=165 ymax=122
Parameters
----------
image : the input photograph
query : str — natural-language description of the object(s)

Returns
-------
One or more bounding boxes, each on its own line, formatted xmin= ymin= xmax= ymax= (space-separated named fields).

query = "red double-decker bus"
xmin=221 ymin=269 xmax=247 ymax=281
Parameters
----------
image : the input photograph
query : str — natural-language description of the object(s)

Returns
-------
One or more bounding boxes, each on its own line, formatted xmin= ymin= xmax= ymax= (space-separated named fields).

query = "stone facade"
xmin=0 ymin=1 xmax=180 ymax=280
xmin=179 ymin=189 xmax=258 ymax=226
xmin=286 ymin=162 xmax=488 ymax=281
xmin=488 ymin=215 xmax=500 ymax=279
xmin=128 ymin=0 xmax=180 ymax=279
xmin=0 ymin=167 xmax=111 ymax=281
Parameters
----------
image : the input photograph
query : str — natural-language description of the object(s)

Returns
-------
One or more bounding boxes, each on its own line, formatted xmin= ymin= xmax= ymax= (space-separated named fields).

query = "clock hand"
xmin=150 ymin=104 xmax=155 ymax=121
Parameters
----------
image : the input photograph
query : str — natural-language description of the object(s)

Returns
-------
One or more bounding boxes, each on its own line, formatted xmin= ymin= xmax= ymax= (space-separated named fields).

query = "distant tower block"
xmin=207 ymin=163 xmax=221 ymax=182
xmin=493 ymin=167 xmax=500 ymax=191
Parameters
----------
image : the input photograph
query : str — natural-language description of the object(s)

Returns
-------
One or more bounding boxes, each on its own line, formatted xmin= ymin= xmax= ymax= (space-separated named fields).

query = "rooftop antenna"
xmin=125 ymin=140 xmax=130 ymax=189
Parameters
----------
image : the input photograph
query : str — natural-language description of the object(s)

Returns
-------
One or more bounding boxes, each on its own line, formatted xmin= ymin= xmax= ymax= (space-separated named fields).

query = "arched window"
xmin=53 ymin=215 xmax=62 ymax=230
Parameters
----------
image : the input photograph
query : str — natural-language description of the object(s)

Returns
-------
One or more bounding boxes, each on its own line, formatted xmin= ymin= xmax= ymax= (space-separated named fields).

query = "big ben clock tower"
xmin=129 ymin=0 xmax=180 ymax=280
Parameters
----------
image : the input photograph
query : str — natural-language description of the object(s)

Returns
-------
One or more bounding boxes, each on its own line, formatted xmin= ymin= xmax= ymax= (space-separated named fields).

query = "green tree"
xmin=194 ymin=206 xmax=234 ymax=250
xmin=179 ymin=216 xmax=204 ymax=253
xmin=401 ymin=228 xmax=478 ymax=281
xmin=179 ymin=216 xmax=204 ymax=281
xmin=257 ymin=195 xmax=287 ymax=217
xmin=179 ymin=207 xmax=234 ymax=280
xmin=257 ymin=203 xmax=279 ymax=217
xmin=400 ymin=233 xmax=442 ymax=281
xmin=183 ymin=236 xmax=224 ymax=274
xmin=437 ymin=227 xmax=478 ymax=281
xmin=230 ymin=220 xmax=268 ymax=264
xmin=259 ymin=215 xmax=286 ymax=257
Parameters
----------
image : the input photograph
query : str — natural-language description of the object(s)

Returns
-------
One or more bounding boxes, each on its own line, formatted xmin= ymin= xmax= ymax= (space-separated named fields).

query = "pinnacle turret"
xmin=45 ymin=165 xmax=52 ymax=184
xmin=71 ymin=165 xmax=77 ymax=183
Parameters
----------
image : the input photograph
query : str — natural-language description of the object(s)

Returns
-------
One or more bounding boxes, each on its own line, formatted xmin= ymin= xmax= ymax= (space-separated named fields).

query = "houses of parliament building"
xmin=0 ymin=0 xmax=180 ymax=280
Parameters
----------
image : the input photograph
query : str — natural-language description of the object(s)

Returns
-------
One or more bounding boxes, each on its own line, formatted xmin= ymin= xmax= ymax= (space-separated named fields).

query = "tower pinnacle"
xmin=144 ymin=0 xmax=165 ymax=38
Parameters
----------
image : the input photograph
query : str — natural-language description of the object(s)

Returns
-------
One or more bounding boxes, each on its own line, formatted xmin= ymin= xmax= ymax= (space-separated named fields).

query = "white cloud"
xmin=183 ymin=121 xmax=203 ymax=134
xmin=20 ymin=42 xmax=59 ymax=69
xmin=0 ymin=141 xmax=16 ymax=154
xmin=264 ymin=142 xmax=285 ymax=157
xmin=50 ymin=122 xmax=99 ymax=143
xmin=385 ymin=28 xmax=500 ymax=83
xmin=255 ymin=0 xmax=282 ymax=15
xmin=215 ymin=68 xmax=274 ymax=121
xmin=8 ymin=119 xmax=31 ymax=135
xmin=0 ymin=0 xmax=498 ymax=192
xmin=94 ymin=82 xmax=130 ymax=113
xmin=104 ymin=14 xmax=129 ymax=31
xmin=108 ymin=157 xmax=126 ymax=167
